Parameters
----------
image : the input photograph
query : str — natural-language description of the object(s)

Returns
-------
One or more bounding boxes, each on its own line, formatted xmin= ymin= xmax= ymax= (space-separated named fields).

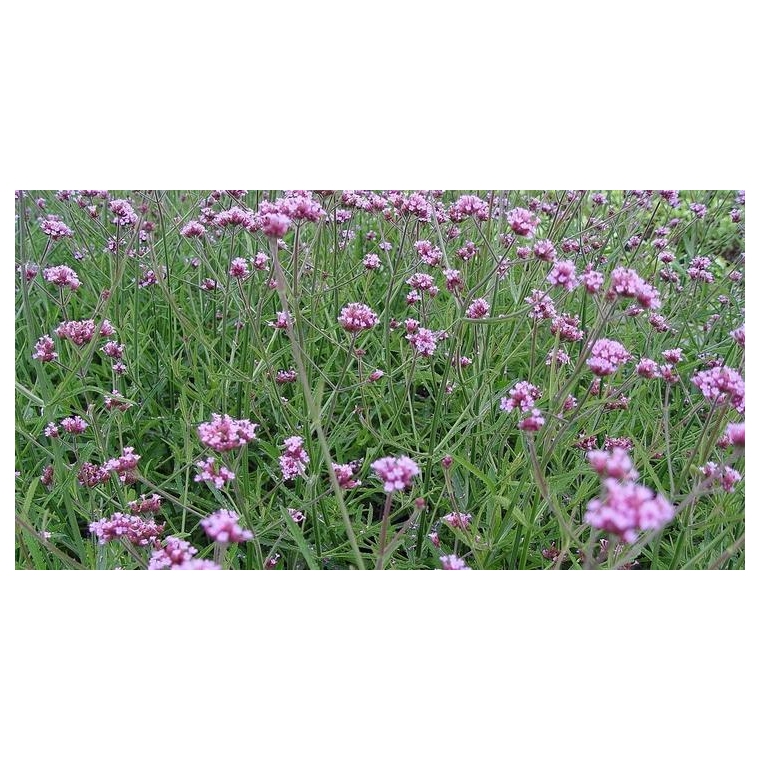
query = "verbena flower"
xmin=338 ymin=302 xmax=379 ymax=332
xmin=407 ymin=327 xmax=438 ymax=357
xmin=109 ymin=199 xmax=138 ymax=226
xmin=128 ymin=494 xmax=162 ymax=514
xmin=104 ymin=446 xmax=141 ymax=484
xmin=61 ymin=416 xmax=88 ymax=434
xmin=279 ymin=436 xmax=310 ymax=481
xmin=546 ymin=259 xmax=577 ymax=290
xmin=201 ymin=509 xmax=253 ymax=544
xmin=442 ymin=512 xmax=472 ymax=529
xmin=500 ymin=381 xmax=541 ymax=413
xmin=89 ymin=513 xmax=164 ymax=545
xmin=333 ymin=462 xmax=361 ymax=489
xmin=587 ymin=339 xmax=632 ymax=376
xmin=465 ymin=298 xmax=490 ymax=319
xmin=439 ymin=554 xmax=471 ymax=570
xmin=585 ymin=479 xmax=674 ymax=543
xmin=43 ymin=265 xmax=80 ymax=290
xmin=32 ymin=334 xmax=57 ymax=362
xmin=507 ymin=207 xmax=539 ymax=237
xmin=197 ymin=413 xmax=258 ymax=452
xmin=195 ymin=457 xmax=236 ymax=489
xmin=148 ymin=536 xmax=198 ymax=569
xmin=691 ymin=366 xmax=745 ymax=414
xmin=371 ymin=456 xmax=420 ymax=492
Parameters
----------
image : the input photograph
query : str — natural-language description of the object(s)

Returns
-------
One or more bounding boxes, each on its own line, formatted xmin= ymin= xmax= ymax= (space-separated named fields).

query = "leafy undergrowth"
xmin=14 ymin=190 xmax=745 ymax=570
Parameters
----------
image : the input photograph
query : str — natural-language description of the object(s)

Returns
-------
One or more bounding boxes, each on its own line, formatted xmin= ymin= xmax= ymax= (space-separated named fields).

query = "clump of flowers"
xmin=172 ymin=559 xmax=222 ymax=570
xmin=449 ymin=194 xmax=489 ymax=223
xmin=585 ymin=479 xmax=674 ymax=544
xmin=587 ymin=448 xmax=638 ymax=481
xmin=338 ymin=302 xmax=379 ymax=332
xmin=54 ymin=319 xmax=97 ymax=346
xmin=500 ymin=381 xmax=541 ymax=413
xmin=279 ymin=436 xmax=309 ymax=481
xmin=518 ymin=408 xmax=545 ymax=431
xmin=587 ymin=339 xmax=632 ymax=376
xmin=201 ymin=509 xmax=253 ymax=544
xmin=407 ymin=327 xmax=438 ymax=357
xmin=465 ymin=298 xmax=490 ymax=319
xmin=195 ymin=457 xmax=236 ymax=489
xmin=40 ymin=218 xmax=73 ymax=239
xmin=442 ymin=512 xmax=472 ymax=529
xmin=507 ymin=207 xmax=540 ymax=237
xmin=61 ymin=416 xmax=88 ymax=434
xmin=89 ymin=513 xmax=164 ymax=546
xmin=33 ymin=334 xmax=58 ymax=362
xmin=148 ymin=536 xmax=198 ymax=569
xmin=371 ymin=456 xmax=420 ymax=492
xmin=699 ymin=462 xmax=742 ymax=493
xmin=691 ymin=366 xmax=745 ymax=414
xmin=525 ymin=289 xmax=557 ymax=320
xmin=105 ymin=446 xmax=141 ymax=484
xmin=197 ymin=413 xmax=258 ymax=452
xmin=546 ymin=260 xmax=577 ymax=290
xmin=77 ymin=462 xmax=109 ymax=488
xmin=43 ymin=265 xmax=81 ymax=290
xmin=333 ymin=462 xmax=361 ymax=489
xmin=439 ymin=554 xmax=471 ymax=570
xmin=128 ymin=494 xmax=162 ymax=514
xmin=109 ymin=199 xmax=138 ymax=226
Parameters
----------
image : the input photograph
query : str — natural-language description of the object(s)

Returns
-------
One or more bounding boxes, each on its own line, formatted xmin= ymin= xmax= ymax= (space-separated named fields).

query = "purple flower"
xmin=371 ymin=456 xmax=420 ymax=493
xmin=197 ymin=413 xmax=258 ymax=452
xmin=338 ymin=302 xmax=379 ymax=332
xmin=201 ymin=509 xmax=253 ymax=544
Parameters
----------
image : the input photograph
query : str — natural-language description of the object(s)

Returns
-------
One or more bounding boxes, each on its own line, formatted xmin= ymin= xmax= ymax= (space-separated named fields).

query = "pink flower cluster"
xmin=33 ymin=334 xmax=58 ymax=362
xmin=128 ymin=494 xmax=162 ymax=514
xmin=43 ymin=265 xmax=81 ymax=290
xmin=546 ymin=260 xmax=578 ymax=291
xmin=585 ymin=479 xmax=674 ymax=544
xmin=89 ymin=513 xmax=164 ymax=546
xmin=465 ymin=298 xmax=490 ymax=319
xmin=109 ymin=199 xmax=138 ymax=226
xmin=195 ymin=457 xmax=236 ymax=488
xmin=442 ymin=512 xmax=472 ymax=529
xmin=415 ymin=240 xmax=443 ymax=266
xmin=439 ymin=554 xmax=471 ymax=570
xmin=333 ymin=462 xmax=361 ymax=489
xmin=449 ymin=194 xmax=489 ymax=223
xmin=587 ymin=339 xmax=632 ymax=376
xmin=148 ymin=536 xmax=198 ymax=569
xmin=691 ymin=366 xmax=745 ymax=414
xmin=507 ymin=207 xmax=540 ymax=237
xmin=525 ymin=289 xmax=557 ymax=320
xmin=279 ymin=436 xmax=309 ymax=481
xmin=77 ymin=462 xmax=110 ymax=488
xmin=587 ymin=448 xmax=638 ymax=481
xmin=699 ymin=462 xmax=742 ymax=492
xmin=407 ymin=327 xmax=438 ymax=357
xmin=338 ymin=302 xmax=379 ymax=332
xmin=201 ymin=509 xmax=253 ymax=544
xmin=40 ymin=218 xmax=73 ymax=239
xmin=371 ymin=455 xmax=420 ymax=492
xmin=61 ymin=416 xmax=88 ymax=434
xmin=105 ymin=446 xmax=141 ymax=484
xmin=181 ymin=220 xmax=206 ymax=238
xmin=500 ymin=381 xmax=541 ymax=413
xmin=197 ymin=413 xmax=258 ymax=452
xmin=55 ymin=318 xmax=114 ymax=346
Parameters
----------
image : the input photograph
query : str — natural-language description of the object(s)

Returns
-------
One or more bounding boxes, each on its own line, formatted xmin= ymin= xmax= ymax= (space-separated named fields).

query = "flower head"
xmin=338 ymin=302 xmax=379 ymax=332
xmin=371 ymin=456 xmax=420 ymax=492
xmin=201 ymin=509 xmax=253 ymax=544
xmin=197 ymin=413 xmax=258 ymax=452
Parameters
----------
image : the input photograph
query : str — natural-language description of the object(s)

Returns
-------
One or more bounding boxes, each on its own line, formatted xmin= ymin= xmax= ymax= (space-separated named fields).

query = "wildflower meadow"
xmin=14 ymin=190 xmax=745 ymax=570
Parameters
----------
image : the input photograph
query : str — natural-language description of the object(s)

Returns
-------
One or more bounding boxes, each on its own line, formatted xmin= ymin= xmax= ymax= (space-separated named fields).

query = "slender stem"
xmin=376 ymin=492 xmax=393 ymax=570
xmin=269 ymin=237 xmax=365 ymax=569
